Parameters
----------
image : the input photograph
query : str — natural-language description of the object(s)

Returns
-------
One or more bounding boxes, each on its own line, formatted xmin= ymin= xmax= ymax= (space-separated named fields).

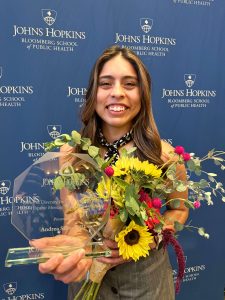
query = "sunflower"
xmin=113 ymin=157 xmax=162 ymax=179
xmin=115 ymin=220 xmax=154 ymax=262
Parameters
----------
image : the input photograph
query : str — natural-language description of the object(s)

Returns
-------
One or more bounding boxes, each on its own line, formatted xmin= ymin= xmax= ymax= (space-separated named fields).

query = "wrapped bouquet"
xmin=45 ymin=130 xmax=225 ymax=299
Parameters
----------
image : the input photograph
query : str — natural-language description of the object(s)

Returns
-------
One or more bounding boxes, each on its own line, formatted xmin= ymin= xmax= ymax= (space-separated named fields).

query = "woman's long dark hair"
xmin=80 ymin=45 xmax=163 ymax=166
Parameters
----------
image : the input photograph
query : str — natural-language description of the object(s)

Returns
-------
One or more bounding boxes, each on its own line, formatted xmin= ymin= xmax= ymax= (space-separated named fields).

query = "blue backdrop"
xmin=0 ymin=1 xmax=225 ymax=299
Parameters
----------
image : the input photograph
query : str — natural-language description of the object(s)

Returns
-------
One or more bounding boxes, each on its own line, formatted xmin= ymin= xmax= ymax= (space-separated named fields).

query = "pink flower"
xmin=193 ymin=200 xmax=201 ymax=209
xmin=152 ymin=198 xmax=162 ymax=209
xmin=182 ymin=152 xmax=191 ymax=161
xmin=174 ymin=146 xmax=185 ymax=155
xmin=104 ymin=166 xmax=114 ymax=177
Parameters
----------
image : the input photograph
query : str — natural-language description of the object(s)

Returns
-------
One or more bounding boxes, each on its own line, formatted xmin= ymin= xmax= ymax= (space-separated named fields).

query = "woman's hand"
xmin=29 ymin=236 xmax=92 ymax=284
xmin=96 ymin=239 xmax=131 ymax=268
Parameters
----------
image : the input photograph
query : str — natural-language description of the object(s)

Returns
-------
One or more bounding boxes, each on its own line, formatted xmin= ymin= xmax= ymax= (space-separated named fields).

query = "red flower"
xmin=193 ymin=200 xmax=201 ymax=209
xmin=182 ymin=152 xmax=191 ymax=161
xmin=174 ymin=146 xmax=185 ymax=155
xmin=139 ymin=189 xmax=151 ymax=203
xmin=152 ymin=198 xmax=162 ymax=209
xmin=104 ymin=166 xmax=114 ymax=177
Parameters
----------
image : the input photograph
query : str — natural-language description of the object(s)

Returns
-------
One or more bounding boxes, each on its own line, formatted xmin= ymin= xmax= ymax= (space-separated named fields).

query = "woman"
xmin=31 ymin=45 xmax=189 ymax=300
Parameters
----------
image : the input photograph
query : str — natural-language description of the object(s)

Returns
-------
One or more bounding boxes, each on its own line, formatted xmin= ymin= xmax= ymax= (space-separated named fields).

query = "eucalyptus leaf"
xmin=170 ymin=199 xmax=181 ymax=209
xmin=198 ymin=227 xmax=205 ymax=236
xmin=207 ymin=173 xmax=217 ymax=177
xmin=176 ymin=182 xmax=187 ymax=192
xmin=53 ymin=176 xmax=65 ymax=190
xmin=208 ymin=176 xmax=215 ymax=182
xmin=194 ymin=168 xmax=202 ymax=176
xmin=222 ymin=197 xmax=225 ymax=202
xmin=174 ymin=221 xmax=184 ymax=232
xmin=187 ymin=159 xmax=196 ymax=171
xmin=88 ymin=146 xmax=99 ymax=158
xmin=71 ymin=130 xmax=81 ymax=144
xmin=60 ymin=134 xmax=72 ymax=142
xmin=184 ymin=201 xmax=195 ymax=209
xmin=199 ymin=179 xmax=209 ymax=189
xmin=54 ymin=138 xmax=66 ymax=147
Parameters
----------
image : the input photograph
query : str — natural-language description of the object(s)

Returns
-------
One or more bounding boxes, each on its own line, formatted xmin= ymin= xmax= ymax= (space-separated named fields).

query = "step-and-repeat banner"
xmin=0 ymin=1 xmax=225 ymax=299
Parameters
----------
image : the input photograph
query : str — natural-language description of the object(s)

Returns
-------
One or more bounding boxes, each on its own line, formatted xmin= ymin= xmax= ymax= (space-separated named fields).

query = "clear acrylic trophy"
xmin=5 ymin=152 xmax=112 ymax=267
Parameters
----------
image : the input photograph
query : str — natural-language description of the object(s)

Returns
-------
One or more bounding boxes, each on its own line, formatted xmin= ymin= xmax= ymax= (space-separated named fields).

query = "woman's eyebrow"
xmin=99 ymin=75 xmax=138 ymax=80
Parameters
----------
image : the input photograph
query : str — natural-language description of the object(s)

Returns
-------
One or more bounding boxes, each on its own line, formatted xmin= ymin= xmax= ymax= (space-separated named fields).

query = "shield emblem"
xmin=41 ymin=9 xmax=57 ymax=26
xmin=0 ymin=66 xmax=2 ymax=79
xmin=184 ymin=74 xmax=196 ymax=88
xmin=0 ymin=180 xmax=11 ymax=195
xmin=3 ymin=282 xmax=17 ymax=295
xmin=47 ymin=125 xmax=62 ymax=139
xmin=140 ymin=18 xmax=153 ymax=33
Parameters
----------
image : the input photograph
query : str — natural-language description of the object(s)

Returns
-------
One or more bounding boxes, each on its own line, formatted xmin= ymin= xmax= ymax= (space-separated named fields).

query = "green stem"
xmin=161 ymin=197 xmax=190 ymax=207
xmin=73 ymin=280 xmax=90 ymax=300
xmin=93 ymin=283 xmax=101 ymax=299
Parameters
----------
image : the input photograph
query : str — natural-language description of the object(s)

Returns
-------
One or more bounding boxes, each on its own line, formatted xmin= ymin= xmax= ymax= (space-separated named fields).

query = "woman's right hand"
xmin=29 ymin=236 xmax=92 ymax=284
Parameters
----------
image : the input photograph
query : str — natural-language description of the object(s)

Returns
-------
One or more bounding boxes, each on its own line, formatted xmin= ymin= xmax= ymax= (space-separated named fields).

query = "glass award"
xmin=5 ymin=152 xmax=112 ymax=267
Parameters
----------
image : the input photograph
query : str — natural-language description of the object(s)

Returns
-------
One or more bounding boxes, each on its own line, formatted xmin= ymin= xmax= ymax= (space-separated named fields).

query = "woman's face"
xmin=95 ymin=55 xmax=141 ymax=134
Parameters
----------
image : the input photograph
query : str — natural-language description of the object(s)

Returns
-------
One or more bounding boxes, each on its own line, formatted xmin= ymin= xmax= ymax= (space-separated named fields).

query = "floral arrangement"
xmin=45 ymin=131 xmax=225 ymax=299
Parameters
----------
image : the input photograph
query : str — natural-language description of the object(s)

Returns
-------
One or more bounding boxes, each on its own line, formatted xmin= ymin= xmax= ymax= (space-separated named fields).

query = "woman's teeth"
xmin=108 ymin=106 xmax=126 ymax=112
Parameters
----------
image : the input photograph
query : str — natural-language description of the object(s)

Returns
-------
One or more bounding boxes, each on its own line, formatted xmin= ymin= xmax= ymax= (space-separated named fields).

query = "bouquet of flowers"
xmin=45 ymin=130 xmax=225 ymax=299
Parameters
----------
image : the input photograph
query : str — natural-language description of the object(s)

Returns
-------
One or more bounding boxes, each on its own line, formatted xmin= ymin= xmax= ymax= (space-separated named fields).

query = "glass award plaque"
xmin=5 ymin=152 xmax=112 ymax=267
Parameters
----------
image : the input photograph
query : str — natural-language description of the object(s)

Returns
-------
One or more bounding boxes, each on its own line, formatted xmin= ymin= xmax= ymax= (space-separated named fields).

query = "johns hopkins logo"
xmin=0 ymin=180 xmax=11 ymax=195
xmin=42 ymin=9 xmax=57 ymax=26
xmin=0 ymin=66 xmax=2 ymax=79
xmin=184 ymin=74 xmax=196 ymax=88
xmin=47 ymin=125 xmax=62 ymax=139
xmin=140 ymin=18 xmax=153 ymax=33
xmin=3 ymin=282 xmax=17 ymax=295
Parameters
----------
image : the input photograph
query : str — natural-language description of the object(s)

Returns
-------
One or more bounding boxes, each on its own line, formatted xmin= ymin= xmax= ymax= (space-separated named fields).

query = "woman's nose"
xmin=111 ymin=83 xmax=125 ymax=98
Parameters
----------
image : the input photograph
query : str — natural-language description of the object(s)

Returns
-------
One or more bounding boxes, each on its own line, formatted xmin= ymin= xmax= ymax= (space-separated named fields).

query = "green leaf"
xmin=60 ymin=134 xmax=72 ymax=142
xmin=71 ymin=130 xmax=81 ymax=144
xmin=72 ymin=173 xmax=86 ymax=186
xmin=120 ymin=209 xmax=128 ymax=223
xmin=170 ymin=199 xmax=181 ymax=209
xmin=54 ymin=138 xmax=65 ymax=147
xmin=198 ymin=227 xmax=205 ymax=236
xmin=207 ymin=149 xmax=215 ymax=158
xmin=113 ymin=177 xmax=129 ymax=188
xmin=222 ymin=197 xmax=225 ymax=202
xmin=176 ymin=182 xmax=187 ymax=192
xmin=81 ymin=138 xmax=91 ymax=150
xmin=154 ymin=223 xmax=163 ymax=233
xmin=125 ymin=185 xmax=140 ymax=217
xmin=194 ymin=168 xmax=202 ymax=176
xmin=207 ymin=173 xmax=217 ymax=177
xmin=199 ymin=179 xmax=209 ymax=189
xmin=174 ymin=221 xmax=184 ymax=231
xmin=166 ymin=170 xmax=176 ymax=180
xmin=53 ymin=176 xmax=65 ymax=190
xmin=88 ymin=146 xmax=99 ymax=158
xmin=187 ymin=159 xmax=196 ymax=171
xmin=184 ymin=201 xmax=195 ymax=209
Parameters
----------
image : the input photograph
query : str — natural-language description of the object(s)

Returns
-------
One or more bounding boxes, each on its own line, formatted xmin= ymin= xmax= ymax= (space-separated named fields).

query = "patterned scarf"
xmin=98 ymin=129 xmax=133 ymax=164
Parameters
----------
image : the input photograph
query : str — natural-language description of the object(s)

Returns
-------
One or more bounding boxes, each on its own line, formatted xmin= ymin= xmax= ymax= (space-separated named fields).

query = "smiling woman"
xmin=31 ymin=46 xmax=188 ymax=300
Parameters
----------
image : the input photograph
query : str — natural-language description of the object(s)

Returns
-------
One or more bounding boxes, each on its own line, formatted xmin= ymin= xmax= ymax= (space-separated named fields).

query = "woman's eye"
xmin=124 ymin=82 xmax=138 ymax=89
xmin=99 ymin=82 xmax=111 ymax=88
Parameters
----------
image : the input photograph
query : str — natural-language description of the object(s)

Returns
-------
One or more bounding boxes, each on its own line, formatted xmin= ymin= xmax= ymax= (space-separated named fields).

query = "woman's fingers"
xmin=54 ymin=258 xmax=92 ymax=284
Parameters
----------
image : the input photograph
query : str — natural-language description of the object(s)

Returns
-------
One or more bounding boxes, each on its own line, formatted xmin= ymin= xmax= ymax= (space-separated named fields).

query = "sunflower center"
xmin=124 ymin=229 xmax=140 ymax=245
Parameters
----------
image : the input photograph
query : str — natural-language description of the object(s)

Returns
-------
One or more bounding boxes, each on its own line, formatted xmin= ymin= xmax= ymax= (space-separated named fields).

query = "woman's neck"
xmin=101 ymin=126 xmax=132 ymax=143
